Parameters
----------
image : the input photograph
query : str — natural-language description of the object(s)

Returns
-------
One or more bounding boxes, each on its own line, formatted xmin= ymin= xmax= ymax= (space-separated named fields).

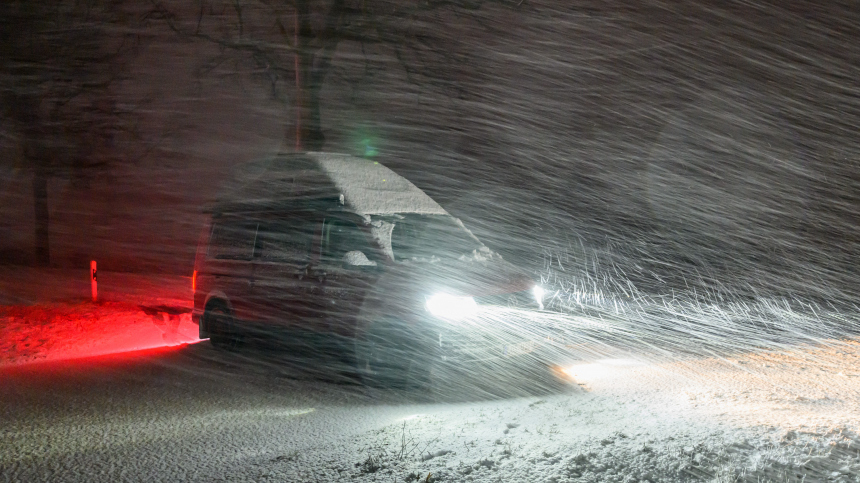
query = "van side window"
xmin=208 ymin=221 xmax=258 ymax=260
xmin=255 ymin=219 xmax=316 ymax=264
xmin=320 ymin=218 xmax=374 ymax=264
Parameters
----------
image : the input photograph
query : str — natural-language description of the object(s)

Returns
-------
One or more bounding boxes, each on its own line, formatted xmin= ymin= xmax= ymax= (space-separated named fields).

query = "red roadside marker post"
xmin=90 ymin=260 xmax=98 ymax=302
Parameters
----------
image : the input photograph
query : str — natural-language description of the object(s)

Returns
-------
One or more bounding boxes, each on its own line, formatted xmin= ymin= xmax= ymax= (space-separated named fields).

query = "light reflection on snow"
xmin=563 ymin=359 xmax=648 ymax=382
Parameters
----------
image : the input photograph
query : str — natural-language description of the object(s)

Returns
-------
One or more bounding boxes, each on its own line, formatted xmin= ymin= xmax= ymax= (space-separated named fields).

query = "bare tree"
xmin=148 ymin=0 xmax=522 ymax=151
xmin=0 ymin=1 xmax=142 ymax=265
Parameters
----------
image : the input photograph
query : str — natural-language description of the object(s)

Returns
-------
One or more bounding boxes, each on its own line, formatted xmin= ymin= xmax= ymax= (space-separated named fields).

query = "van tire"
xmin=355 ymin=318 xmax=434 ymax=389
xmin=205 ymin=304 xmax=244 ymax=351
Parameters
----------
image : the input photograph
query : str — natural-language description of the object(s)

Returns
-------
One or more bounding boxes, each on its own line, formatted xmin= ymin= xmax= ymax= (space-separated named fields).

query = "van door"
xmin=312 ymin=215 xmax=382 ymax=344
xmin=247 ymin=214 xmax=319 ymax=336
xmin=204 ymin=217 xmax=258 ymax=323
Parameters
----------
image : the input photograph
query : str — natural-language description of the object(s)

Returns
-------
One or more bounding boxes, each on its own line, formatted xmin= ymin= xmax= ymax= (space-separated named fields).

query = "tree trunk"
xmin=32 ymin=167 xmax=50 ymax=266
xmin=306 ymin=85 xmax=325 ymax=150
xmin=292 ymin=1 xmax=326 ymax=152
xmin=293 ymin=5 xmax=304 ymax=151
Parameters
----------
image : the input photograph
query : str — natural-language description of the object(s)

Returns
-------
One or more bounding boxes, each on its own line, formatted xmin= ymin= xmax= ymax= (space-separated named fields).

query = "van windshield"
xmin=372 ymin=214 xmax=484 ymax=261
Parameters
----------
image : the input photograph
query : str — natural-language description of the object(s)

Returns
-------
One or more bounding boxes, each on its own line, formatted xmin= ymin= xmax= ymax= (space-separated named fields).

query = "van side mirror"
xmin=342 ymin=250 xmax=377 ymax=268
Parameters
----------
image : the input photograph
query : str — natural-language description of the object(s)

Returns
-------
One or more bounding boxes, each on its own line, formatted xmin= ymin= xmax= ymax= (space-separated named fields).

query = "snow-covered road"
xmin=3 ymin=335 xmax=859 ymax=482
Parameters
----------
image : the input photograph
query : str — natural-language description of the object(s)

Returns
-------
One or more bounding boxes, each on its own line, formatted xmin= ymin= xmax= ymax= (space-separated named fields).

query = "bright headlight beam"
xmin=425 ymin=293 xmax=478 ymax=320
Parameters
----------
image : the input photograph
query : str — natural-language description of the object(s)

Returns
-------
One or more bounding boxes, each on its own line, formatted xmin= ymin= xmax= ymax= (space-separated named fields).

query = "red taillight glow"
xmin=192 ymin=270 xmax=197 ymax=292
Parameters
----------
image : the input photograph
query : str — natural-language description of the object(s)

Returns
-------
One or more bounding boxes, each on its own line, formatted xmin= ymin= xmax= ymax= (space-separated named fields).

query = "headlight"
xmin=425 ymin=293 xmax=478 ymax=320
xmin=532 ymin=285 xmax=545 ymax=310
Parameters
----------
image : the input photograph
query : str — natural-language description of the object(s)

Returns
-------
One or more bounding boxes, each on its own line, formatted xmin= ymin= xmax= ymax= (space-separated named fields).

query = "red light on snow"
xmin=192 ymin=270 xmax=197 ymax=292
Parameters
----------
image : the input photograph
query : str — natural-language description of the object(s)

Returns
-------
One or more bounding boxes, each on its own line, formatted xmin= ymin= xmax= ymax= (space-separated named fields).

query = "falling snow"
xmin=2 ymin=1 xmax=859 ymax=482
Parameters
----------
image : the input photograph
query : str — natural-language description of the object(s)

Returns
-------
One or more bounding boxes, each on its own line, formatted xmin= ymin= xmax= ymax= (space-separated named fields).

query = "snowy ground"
xmin=2 ymin=268 xmax=860 ymax=482
xmin=0 ymin=267 xmax=198 ymax=366
xmin=277 ymin=340 xmax=860 ymax=483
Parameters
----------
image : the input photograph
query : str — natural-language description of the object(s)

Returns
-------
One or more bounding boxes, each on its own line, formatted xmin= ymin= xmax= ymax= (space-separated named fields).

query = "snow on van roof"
xmin=217 ymin=152 xmax=447 ymax=215
xmin=308 ymin=152 xmax=447 ymax=215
